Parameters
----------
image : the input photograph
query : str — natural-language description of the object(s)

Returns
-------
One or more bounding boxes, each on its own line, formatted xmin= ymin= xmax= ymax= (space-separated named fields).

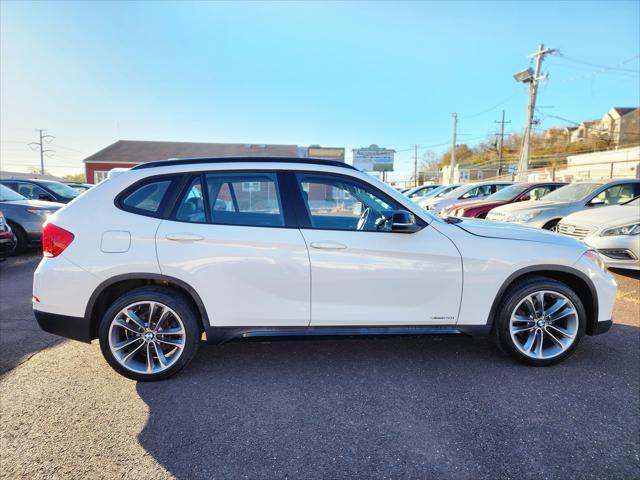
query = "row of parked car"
xmin=401 ymin=178 xmax=640 ymax=270
xmin=0 ymin=178 xmax=92 ymax=256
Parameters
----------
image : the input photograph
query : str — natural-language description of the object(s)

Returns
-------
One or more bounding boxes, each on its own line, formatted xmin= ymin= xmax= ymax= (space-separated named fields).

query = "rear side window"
xmin=206 ymin=173 xmax=284 ymax=227
xmin=121 ymin=180 xmax=172 ymax=214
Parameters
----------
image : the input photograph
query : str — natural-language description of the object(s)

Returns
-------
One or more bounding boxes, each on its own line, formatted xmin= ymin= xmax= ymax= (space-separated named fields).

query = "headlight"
xmin=600 ymin=223 xmax=640 ymax=236
xmin=27 ymin=209 xmax=53 ymax=219
xmin=583 ymin=250 xmax=606 ymax=271
xmin=507 ymin=210 xmax=541 ymax=223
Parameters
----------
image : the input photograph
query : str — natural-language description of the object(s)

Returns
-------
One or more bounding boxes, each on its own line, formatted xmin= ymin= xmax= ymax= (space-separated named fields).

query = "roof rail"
xmin=131 ymin=156 xmax=358 ymax=171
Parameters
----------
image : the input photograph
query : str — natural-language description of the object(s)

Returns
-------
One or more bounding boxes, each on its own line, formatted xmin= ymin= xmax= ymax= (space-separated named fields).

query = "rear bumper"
xmin=34 ymin=309 xmax=92 ymax=343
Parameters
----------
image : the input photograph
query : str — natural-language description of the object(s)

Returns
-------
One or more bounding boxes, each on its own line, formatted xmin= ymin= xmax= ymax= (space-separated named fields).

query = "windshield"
xmin=542 ymin=183 xmax=601 ymax=203
xmin=407 ymin=185 xmax=439 ymax=198
xmin=429 ymin=184 xmax=459 ymax=198
xmin=0 ymin=184 xmax=27 ymax=201
xmin=443 ymin=184 xmax=476 ymax=199
xmin=486 ymin=184 xmax=529 ymax=202
xmin=41 ymin=181 xmax=79 ymax=199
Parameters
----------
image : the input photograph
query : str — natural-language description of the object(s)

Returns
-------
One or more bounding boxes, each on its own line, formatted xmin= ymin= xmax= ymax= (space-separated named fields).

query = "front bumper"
xmin=584 ymin=234 xmax=640 ymax=271
xmin=34 ymin=310 xmax=92 ymax=343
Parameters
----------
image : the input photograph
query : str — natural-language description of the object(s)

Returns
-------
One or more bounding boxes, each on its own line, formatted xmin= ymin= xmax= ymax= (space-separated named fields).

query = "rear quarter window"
xmin=120 ymin=179 xmax=172 ymax=215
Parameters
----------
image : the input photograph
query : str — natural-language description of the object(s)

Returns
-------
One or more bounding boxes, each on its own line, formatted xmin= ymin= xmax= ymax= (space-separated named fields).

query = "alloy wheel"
xmin=108 ymin=301 xmax=186 ymax=374
xmin=509 ymin=290 xmax=579 ymax=360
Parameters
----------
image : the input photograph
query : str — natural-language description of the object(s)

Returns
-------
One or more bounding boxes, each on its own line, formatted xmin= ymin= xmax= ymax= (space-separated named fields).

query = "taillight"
xmin=42 ymin=223 xmax=74 ymax=257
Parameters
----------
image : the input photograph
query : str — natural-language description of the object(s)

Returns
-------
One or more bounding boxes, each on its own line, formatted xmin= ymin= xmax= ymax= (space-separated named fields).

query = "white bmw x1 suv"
xmin=33 ymin=158 xmax=617 ymax=381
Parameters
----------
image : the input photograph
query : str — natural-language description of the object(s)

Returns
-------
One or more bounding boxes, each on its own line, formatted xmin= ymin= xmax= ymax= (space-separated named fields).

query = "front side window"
xmin=121 ymin=180 xmax=171 ymax=214
xmin=297 ymin=175 xmax=399 ymax=232
xmin=525 ymin=186 xmax=553 ymax=201
xmin=486 ymin=184 xmax=529 ymax=202
xmin=206 ymin=173 xmax=284 ymax=227
xmin=460 ymin=185 xmax=492 ymax=199
xmin=14 ymin=182 xmax=49 ymax=200
xmin=591 ymin=183 xmax=638 ymax=205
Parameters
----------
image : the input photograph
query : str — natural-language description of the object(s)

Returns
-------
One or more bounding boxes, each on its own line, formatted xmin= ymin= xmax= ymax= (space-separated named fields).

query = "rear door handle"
xmin=310 ymin=241 xmax=347 ymax=250
xmin=165 ymin=233 xmax=204 ymax=242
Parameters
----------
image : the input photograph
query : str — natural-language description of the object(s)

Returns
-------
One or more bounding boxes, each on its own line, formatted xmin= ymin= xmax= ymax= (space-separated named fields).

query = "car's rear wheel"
xmin=494 ymin=277 xmax=586 ymax=366
xmin=98 ymin=287 xmax=200 ymax=381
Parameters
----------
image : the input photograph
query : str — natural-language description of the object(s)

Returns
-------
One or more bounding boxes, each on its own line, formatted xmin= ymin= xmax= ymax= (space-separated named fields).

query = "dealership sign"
xmin=352 ymin=145 xmax=395 ymax=172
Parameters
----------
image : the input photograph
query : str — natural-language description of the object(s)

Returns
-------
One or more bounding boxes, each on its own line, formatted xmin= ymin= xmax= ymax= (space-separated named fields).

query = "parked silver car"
xmin=403 ymin=184 xmax=441 ymax=200
xmin=421 ymin=181 xmax=513 ymax=216
xmin=557 ymin=196 xmax=640 ymax=270
xmin=0 ymin=184 xmax=63 ymax=251
xmin=487 ymin=179 xmax=640 ymax=230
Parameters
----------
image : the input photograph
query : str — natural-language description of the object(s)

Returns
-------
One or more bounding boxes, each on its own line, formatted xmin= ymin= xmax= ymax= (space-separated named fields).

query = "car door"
xmin=155 ymin=172 xmax=310 ymax=327
xmin=293 ymin=172 xmax=463 ymax=326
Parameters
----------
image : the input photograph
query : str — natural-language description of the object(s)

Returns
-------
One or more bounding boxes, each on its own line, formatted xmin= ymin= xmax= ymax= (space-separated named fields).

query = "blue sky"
xmin=1 ymin=1 xmax=638 ymax=179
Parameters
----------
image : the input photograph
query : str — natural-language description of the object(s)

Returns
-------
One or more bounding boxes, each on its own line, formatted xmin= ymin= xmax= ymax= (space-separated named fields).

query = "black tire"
xmin=7 ymin=221 xmax=27 ymax=253
xmin=494 ymin=276 xmax=586 ymax=366
xmin=542 ymin=219 xmax=560 ymax=231
xmin=98 ymin=286 xmax=201 ymax=381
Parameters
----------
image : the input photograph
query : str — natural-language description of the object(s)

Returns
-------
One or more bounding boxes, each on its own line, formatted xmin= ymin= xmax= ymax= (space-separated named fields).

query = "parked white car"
xmin=558 ymin=196 xmax=639 ymax=270
xmin=33 ymin=158 xmax=617 ymax=380
xmin=420 ymin=181 xmax=513 ymax=216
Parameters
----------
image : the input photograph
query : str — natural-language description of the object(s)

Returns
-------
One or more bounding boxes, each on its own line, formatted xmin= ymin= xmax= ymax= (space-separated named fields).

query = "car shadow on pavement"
xmin=136 ymin=326 xmax=639 ymax=480
xmin=0 ymin=253 xmax=63 ymax=375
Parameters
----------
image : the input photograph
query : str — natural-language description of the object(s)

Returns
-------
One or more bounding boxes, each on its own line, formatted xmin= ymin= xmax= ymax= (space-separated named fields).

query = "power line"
xmin=557 ymin=53 xmax=640 ymax=73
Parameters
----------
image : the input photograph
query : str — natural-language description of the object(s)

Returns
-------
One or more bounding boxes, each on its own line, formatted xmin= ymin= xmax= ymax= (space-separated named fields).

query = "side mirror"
xmin=38 ymin=194 xmax=54 ymax=201
xmin=588 ymin=197 xmax=605 ymax=206
xmin=518 ymin=195 xmax=531 ymax=202
xmin=391 ymin=210 xmax=421 ymax=233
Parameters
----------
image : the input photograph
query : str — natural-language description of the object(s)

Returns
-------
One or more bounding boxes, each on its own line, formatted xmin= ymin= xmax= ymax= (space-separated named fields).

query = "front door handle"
xmin=310 ymin=241 xmax=347 ymax=250
xmin=165 ymin=233 xmax=204 ymax=242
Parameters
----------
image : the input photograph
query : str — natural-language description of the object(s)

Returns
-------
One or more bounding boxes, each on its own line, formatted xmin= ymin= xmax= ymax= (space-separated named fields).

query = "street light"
xmin=513 ymin=67 xmax=535 ymax=83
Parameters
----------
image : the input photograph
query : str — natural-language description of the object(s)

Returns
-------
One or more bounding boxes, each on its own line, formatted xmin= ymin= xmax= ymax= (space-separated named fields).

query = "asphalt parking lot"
xmin=0 ymin=254 xmax=638 ymax=479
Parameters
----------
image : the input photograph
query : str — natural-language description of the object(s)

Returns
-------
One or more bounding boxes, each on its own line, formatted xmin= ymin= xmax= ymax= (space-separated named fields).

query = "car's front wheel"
xmin=98 ymin=287 xmax=201 ymax=381
xmin=494 ymin=276 xmax=586 ymax=366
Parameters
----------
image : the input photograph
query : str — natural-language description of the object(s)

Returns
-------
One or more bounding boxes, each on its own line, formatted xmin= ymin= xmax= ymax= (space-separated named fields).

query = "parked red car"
xmin=444 ymin=182 xmax=567 ymax=218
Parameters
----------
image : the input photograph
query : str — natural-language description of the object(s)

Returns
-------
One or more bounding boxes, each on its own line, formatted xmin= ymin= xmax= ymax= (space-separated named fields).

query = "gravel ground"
xmin=0 ymin=254 xmax=638 ymax=479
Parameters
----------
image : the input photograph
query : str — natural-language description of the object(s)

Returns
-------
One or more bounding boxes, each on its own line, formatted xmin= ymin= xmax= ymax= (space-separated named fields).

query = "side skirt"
xmin=204 ymin=325 xmax=491 ymax=345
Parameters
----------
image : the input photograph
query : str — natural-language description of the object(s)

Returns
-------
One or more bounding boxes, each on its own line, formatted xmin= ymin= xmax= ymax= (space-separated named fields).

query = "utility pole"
xmin=414 ymin=144 xmax=418 ymax=187
xmin=495 ymin=110 xmax=511 ymax=176
xmin=449 ymin=113 xmax=457 ymax=184
xmin=28 ymin=129 xmax=55 ymax=175
xmin=517 ymin=44 xmax=557 ymax=181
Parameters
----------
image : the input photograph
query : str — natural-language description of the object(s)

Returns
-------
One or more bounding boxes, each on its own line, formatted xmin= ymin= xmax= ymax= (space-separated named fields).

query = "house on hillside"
xmin=570 ymin=120 xmax=601 ymax=144
xmin=600 ymin=107 xmax=640 ymax=146
xmin=83 ymin=140 xmax=301 ymax=184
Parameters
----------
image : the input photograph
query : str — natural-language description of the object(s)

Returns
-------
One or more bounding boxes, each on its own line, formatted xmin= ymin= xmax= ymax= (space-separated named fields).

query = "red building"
xmin=84 ymin=140 xmax=301 ymax=184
